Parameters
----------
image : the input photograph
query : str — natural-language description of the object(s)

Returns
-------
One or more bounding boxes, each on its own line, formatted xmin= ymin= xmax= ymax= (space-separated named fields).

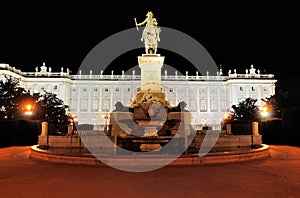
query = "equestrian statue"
xmin=134 ymin=11 xmax=161 ymax=54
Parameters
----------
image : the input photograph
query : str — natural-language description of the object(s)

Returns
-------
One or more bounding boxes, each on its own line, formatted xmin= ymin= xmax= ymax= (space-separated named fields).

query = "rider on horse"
xmin=134 ymin=11 xmax=161 ymax=54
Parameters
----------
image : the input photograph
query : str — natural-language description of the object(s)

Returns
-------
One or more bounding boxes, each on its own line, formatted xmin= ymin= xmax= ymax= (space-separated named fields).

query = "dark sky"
xmin=0 ymin=1 xmax=299 ymax=97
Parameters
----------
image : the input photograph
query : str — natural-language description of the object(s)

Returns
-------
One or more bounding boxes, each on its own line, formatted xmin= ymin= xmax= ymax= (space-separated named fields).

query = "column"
xmin=252 ymin=122 xmax=259 ymax=136
xmin=41 ymin=122 xmax=48 ymax=136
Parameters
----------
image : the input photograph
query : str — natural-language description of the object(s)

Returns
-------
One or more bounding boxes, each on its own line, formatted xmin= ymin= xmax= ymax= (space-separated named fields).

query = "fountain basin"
xmin=30 ymin=144 xmax=270 ymax=166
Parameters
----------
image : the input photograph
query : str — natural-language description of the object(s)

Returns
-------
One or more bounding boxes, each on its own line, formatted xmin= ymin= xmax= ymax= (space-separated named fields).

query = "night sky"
xmin=1 ymin=1 xmax=299 ymax=97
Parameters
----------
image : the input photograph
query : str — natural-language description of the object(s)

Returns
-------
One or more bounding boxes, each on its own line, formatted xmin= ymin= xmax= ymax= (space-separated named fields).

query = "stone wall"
xmin=188 ymin=134 xmax=262 ymax=153
xmin=38 ymin=136 xmax=82 ymax=148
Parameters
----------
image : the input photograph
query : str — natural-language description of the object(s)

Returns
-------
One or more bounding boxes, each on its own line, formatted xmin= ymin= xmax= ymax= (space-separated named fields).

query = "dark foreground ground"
xmin=0 ymin=145 xmax=299 ymax=197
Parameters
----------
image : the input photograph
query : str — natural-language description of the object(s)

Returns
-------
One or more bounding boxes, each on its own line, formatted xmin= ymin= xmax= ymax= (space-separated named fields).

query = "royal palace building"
xmin=0 ymin=63 xmax=276 ymax=128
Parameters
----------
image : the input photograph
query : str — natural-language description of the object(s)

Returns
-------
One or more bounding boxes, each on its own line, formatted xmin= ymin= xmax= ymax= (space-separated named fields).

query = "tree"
xmin=0 ymin=75 xmax=70 ymax=123
xmin=0 ymin=76 xmax=32 ymax=119
xmin=36 ymin=90 xmax=70 ymax=124
xmin=230 ymin=98 xmax=260 ymax=122
xmin=261 ymin=90 xmax=288 ymax=118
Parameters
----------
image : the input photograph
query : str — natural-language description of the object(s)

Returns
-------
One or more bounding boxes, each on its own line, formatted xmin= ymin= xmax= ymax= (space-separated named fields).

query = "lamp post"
xmin=69 ymin=113 xmax=78 ymax=135
xmin=260 ymin=106 xmax=269 ymax=118
xmin=102 ymin=109 xmax=109 ymax=134
xmin=24 ymin=104 xmax=33 ymax=116
xmin=104 ymin=114 xmax=109 ymax=133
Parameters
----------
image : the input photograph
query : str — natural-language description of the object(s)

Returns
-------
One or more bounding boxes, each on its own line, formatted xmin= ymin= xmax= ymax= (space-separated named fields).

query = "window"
xmin=72 ymin=88 xmax=77 ymax=96
xmin=210 ymin=99 xmax=218 ymax=112
xmin=80 ymin=99 xmax=88 ymax=112
xmin=221 ymin=101 xmax=227 ymax=111
xmin=127 ymin=87 xmax=130 ymax=92
xmin=190 ymin=88 xmax=196 ymax=94
xmin=200 ymin=87 xmax=207 ymax=97
xmin=189 ymin=99 xmax=196 ymax=112
xmin=169 ymin=88 xmax=173 ymax=92
xmin=239 ymin=86 xmax=243 ymax=91
xmin=94 ymin=87 xmax=98 ymax=92
xmin=200 ymin=99 xmax=207 ymax=112
xmin=251 ymin=86 xmax=255 ymax=91
xmin=53 ymin=85 xmax=58 ymax=90
xmin=115 ymin=87 xmax=119 ymax=92
xmin=102 ymin=102 xmax=109 ymax=111
xmin=82 ymin=88 xmax=88 ymax=96
xmin=104 ymin=88 xmax=109 ymax=93
xmin=210 ymin=88 xmax=217 ymax=97
xmin=70 ymin=99 xmax=77 ymax=111
xmin=92 ymin=99 xmax=99 ymax=111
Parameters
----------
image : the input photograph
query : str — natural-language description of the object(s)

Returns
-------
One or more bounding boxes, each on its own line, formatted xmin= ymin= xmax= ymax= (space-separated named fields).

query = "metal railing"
xmin=71 ymin=74 xmax=229 ymax=81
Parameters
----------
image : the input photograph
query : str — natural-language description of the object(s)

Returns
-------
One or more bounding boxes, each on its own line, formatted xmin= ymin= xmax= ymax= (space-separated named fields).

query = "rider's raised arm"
xmin=152 ymin=18 xmax=158 ymax=26
xmin=136 ymin=18 xmax=148 ymax=27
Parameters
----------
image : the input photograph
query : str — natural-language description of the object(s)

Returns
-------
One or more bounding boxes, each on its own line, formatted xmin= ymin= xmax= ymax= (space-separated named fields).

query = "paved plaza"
xmin=0 ymin=145 xmax=299 ymax=197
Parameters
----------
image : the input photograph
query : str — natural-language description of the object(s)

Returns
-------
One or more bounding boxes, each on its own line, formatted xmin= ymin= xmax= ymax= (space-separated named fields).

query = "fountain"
xmin=109 ymin=14 xmax=194 ymax=152
xmin=30 ymin=11 xmax=270 ymax=169
xmin=110 ymin=52 xmax=193 ymax=152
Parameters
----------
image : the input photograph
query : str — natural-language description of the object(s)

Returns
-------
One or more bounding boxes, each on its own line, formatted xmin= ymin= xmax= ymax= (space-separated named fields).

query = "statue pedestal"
xmin=138 ymin=54 xmax=165 ymax=92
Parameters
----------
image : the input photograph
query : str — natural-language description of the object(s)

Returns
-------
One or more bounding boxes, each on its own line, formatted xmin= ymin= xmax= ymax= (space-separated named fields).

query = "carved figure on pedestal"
xmin=139 ymin=89 xmax=163 ymax=104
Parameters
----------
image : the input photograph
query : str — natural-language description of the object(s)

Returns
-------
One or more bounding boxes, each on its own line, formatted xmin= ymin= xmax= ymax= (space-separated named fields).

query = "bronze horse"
xmin=141 ymin=26 xmax=161 ymax=54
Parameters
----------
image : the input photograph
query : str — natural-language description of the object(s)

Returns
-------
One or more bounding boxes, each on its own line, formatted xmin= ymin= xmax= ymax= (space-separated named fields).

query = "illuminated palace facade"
xmin=0 ymin=63 xmax=276 ymax=128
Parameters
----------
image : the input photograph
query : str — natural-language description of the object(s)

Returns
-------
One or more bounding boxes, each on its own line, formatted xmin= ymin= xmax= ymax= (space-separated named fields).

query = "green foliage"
xmin=0 ymin=76 xmax=31 ymax=119
xmin=262 ymin=90 xmax=288 ymax=118
xmin=230 ymin=98 xmax=260 ymax=122
xmin=0 ymin=75 xmax=70 ymax=124
xmin=36 ymin=90 xmax=70 ymax=124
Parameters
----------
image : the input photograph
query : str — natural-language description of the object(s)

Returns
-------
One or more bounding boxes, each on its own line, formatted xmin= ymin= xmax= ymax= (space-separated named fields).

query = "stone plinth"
xmin=138 ymin=54 xmax=165 ymax=92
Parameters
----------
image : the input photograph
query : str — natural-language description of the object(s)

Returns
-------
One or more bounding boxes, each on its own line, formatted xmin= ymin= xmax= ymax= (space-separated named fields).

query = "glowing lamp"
xmin=24 ymin=103 xmax=34 ymax=116
xmin=260 ymin=106 xmax=269 ymax=117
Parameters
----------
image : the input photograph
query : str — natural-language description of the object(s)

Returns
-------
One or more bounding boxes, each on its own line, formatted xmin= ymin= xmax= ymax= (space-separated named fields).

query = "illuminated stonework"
xmin=0 ymin=63 xmax=277 ymax=128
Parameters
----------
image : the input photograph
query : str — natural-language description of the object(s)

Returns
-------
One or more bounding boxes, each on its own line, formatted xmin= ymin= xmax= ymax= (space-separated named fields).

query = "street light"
xmin=24 ymin=103 xmax=33 ymax=115
xmin=260 ymin=106 xmax=269 ymax=118
xmin=102 ymin=109 xmax=110 ymax=134
xmin=223 ymin=112 xmax=231 ymax=120
xmin=68 ymin=113 xmax=78 ymax=135
xmin=104 ymin=114 xmax=109 ymax=133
